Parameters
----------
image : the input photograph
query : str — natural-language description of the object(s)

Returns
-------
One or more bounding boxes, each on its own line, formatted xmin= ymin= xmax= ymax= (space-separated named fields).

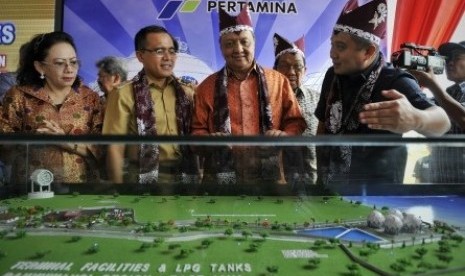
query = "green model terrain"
xmin=1 ymin=195 xmax=370 ymax=223
xmin=0 ymin=195 xmax=463 ymax=275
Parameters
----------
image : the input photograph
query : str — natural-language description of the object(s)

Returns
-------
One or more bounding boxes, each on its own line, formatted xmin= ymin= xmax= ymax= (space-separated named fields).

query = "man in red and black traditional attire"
xmin=191 ymin=6 xmax=306 ymax=185
xmin=315 ymin=0 xmax=450 ymax=186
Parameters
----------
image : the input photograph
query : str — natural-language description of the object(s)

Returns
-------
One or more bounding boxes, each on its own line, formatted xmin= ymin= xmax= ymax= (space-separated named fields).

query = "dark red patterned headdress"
xmin=219 ymin=5 xmax=253 ymax=36
xmin=273 ymin=33 xmax=305 ymax=59
xmin=334 ymin=0 xmax=387 ymax=45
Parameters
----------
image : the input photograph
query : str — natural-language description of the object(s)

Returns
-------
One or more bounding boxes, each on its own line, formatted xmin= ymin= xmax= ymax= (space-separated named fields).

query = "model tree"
xmin=266 ymin=265 xmax=279 ymax=274
xmin=224 ymin=228 xmax=233 ymax=238
xmin=248 ymin=242 xmax=259 ymax=252
xmin=437 ymin=253 xmax=453 ymax=264
xmin=201 ymin=239 xmax=213 ymax=248
xmin=242 ymin=230 xmax=252 ymax=240
xmin=178 ymin=248 xmax=190 ymax=258
xmin=15 ymin=230 xmax=26 ymax=239
xmin=307 ymin=258 xmax=321 ymax=269
xmin=153 ymin=237 xmax=165 ymax=247
xmin=69 ymin=236 xmax=81 ymax=242
xmin=415 ymin=247 xmax=428 ymax=259
xmin=86 ymin=243 xmax=99 ymax=254
xmin=259 ymin=231 xmax=268 ymax=240
xmin=138 ymin=242 xmax=152 ymax=252
xmin=346 ymin=263 xmax=361 ymax=276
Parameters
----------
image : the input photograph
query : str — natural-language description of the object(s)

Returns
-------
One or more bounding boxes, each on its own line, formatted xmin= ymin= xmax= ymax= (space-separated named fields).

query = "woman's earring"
xmin=40 ymin=73 xmax=45 ymax=79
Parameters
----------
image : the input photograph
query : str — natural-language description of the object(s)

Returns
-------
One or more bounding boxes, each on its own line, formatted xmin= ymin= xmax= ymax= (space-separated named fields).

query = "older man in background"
xmin=95 ymin=56 xmax=128 ymax=105
xmin=273 ymin=33 xmax=320 ymax=185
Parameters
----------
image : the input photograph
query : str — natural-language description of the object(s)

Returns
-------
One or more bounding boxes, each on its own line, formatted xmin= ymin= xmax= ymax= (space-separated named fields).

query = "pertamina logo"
xmin=157 ymin=0 xmax=201 ymax=20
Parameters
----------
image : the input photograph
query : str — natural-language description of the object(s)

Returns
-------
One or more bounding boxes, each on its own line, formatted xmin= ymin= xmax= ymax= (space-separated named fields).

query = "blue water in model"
xmin=299 ymin=227 xmax=383 ymax=242
xmin=299 ymin=226 xmax=347 ymax=238
xmin=339 ymin=228 xmax=383 ymax=242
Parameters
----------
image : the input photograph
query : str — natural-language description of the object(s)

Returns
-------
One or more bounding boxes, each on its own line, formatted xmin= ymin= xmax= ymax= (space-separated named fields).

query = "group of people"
xmin=0 ymin=0 xmax=464 ymax=188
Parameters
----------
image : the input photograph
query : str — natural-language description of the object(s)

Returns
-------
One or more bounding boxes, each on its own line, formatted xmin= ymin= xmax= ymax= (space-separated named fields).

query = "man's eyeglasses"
xmin=140 ymin=47 xmax=177 ymax=57
xmin=277 ymin=63 xmax=305 ymax=72
xmin=41 ymin=59 xmax=81 ymax=70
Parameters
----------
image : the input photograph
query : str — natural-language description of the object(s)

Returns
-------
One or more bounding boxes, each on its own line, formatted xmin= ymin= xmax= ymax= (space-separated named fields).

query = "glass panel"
xmin=1 ymin=135 xmax=465 ymax=196
xmin=1 ymin=135 xmax=464 ymax=276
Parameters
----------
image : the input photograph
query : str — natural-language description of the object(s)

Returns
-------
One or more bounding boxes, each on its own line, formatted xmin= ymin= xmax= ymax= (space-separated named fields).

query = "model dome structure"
xmin=366 ymin=207 xmax=424 ymax=236
xmin=387 ymin=209 xmax=403 ymax=220
xmin=367 ymin=210 xmax=385 ymax=228
xmin=383 ymin=214 xmax=403 ymax=235
xmin=402 ymin=213 xmax=422 ymax=233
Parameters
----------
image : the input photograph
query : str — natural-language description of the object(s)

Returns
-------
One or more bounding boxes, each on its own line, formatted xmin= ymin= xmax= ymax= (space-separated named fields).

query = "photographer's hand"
xmin=409 ymin=67 xmax=437 ymax=89
xmin=411 ymin=68 xmax=465 ymax=130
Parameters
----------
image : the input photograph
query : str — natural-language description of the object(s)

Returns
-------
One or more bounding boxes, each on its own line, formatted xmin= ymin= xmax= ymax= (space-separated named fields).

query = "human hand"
xmin=359 ymin=89 xmax=420 ymax=134
xmin=265 ymin=129 xmax=288 ymax=136
xmin=408 ymin=67 xmax=437 ymax=89
xmin=210 ymin=132 xmax=230 ymax=136
xmin=210 ymin=132 xmax=232 ymax=149
xmin=37 ymin=120 xmax=78 ymax=153
xmin=36 ymin=120 xmax=66 ymax=135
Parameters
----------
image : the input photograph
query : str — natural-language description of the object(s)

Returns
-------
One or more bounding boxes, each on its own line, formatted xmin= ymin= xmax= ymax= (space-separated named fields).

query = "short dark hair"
xmin=16 ymin=31 xmax=81 ymax=88
xmin=333 ymin=30 xmax=378 ymax=51
xmin=96 ymin=56 xmax=128 ymax=82
xmin=134 ymin=25 xmax=179 ymax=52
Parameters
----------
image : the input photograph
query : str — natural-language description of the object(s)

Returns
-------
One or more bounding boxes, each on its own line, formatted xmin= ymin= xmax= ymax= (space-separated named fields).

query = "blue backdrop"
xmin=63 ymin=0 xmax=348 ymax=86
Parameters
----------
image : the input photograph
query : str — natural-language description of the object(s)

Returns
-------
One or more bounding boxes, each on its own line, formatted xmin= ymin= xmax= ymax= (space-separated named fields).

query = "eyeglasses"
xmin=41 ymin=59 xmax=81 ymax=70
xmin=276 ymin=63 xmax=305 ymax=72
xmin=140 ymin=47 xmax=177 ymax=57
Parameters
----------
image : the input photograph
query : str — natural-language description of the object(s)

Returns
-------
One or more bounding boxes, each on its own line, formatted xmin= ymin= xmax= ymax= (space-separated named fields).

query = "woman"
xmin=0 ymin=31 xmax=104 ymax=185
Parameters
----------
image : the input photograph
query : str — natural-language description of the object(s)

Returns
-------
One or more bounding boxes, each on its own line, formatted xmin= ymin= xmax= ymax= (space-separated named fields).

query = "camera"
xmin=391 ymin=43 xmax=445 ymax=74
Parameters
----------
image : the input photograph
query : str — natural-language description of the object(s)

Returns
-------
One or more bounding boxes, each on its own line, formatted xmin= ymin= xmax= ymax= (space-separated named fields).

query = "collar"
xmin=147 ymin=75 xmax=174 ymax=90
xmin=458 ymin=81 xmax=465 ymax=90
xmin=14 ymin=85 xmax=78 ymax=106
xmin=449 ymin=81 xmax=465 ymax=92
xmin=295 ymin=86 xmax=304 ymax=98
xmin=226 ymin=61 xmax=257 ymax=81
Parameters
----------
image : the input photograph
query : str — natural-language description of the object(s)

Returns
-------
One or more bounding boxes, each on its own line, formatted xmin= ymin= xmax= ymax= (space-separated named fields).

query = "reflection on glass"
xmin=0 ymin=137 xmax=464 ymax=276
xmin=1 ymin=140 xmax=465 ymax=195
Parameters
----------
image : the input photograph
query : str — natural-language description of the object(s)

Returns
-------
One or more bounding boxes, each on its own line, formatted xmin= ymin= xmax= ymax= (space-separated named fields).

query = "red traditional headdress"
xmin=219 ymin=5 xmax=253 ymax=36
xmin=334 ymin=0 xmax=387 ymax=45
xmin=273 ymin=33 xmax=305 ymax=59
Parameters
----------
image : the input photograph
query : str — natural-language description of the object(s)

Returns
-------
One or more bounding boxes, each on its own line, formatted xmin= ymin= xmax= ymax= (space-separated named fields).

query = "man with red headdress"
xmin=315 ymin=0 xmax=450 ymax=186
xmin=191 ymin=6 xmax=306 ymax=185
xmin=273 ymin=33 xmax=320 ymax=185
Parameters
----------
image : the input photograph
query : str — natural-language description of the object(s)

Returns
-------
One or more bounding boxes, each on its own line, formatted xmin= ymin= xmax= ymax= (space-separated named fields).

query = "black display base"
xmin=2 ymin=182 xmax=465 ymax=199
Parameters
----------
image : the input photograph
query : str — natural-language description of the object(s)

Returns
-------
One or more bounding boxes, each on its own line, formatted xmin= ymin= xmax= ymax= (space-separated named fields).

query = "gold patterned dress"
xmin=0 ymin=85 xmax=104 ymax=184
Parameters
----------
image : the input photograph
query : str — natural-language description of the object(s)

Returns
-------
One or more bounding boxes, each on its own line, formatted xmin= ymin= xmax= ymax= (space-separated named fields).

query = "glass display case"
xmin=0 ymin=134 xmax=464 ymax=276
